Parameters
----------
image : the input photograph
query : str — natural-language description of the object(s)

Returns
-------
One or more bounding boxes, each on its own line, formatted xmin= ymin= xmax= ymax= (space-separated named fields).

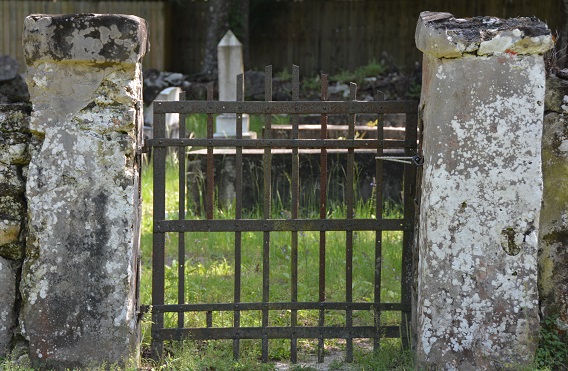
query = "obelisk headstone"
xmin=215 ymin=30 xmax=255 ymax=138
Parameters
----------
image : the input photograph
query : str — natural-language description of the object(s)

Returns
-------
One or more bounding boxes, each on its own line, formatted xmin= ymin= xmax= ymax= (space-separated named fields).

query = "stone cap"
xmin=23 ymin=13 xmax=148 ymax=65
xmin=416 ymin=11 xmax=554 ymax=58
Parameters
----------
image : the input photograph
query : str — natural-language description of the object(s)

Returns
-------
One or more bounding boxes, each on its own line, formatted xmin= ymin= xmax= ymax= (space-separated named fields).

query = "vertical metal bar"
xmin=401 ymin=111 xmax=418 ymax=349
xmin=151 ymin=110 xmax=167 ymax=360
xmin=345 ymin=83 xmax=357 ymax=363
xmin=234 ymin=74 xmax=244 ymax=360
xmin=290 ymin=65 xmax=300 ymax=364
xmin=262 ymin=65 xmax=273 ymax=363
xmin=178 ymin=91 xmax=187 ymax=330
xmin=206 ymin=83 xmax=214 ymax=220
xmin=374 ymin=96 xmax=385 ymax=351
xmin=318 ymin=73 xmax=329 ymax=364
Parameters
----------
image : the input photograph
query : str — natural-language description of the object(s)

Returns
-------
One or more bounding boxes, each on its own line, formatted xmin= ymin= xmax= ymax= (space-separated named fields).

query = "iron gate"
xmin=146 ymin=65 xmax=418 ymax=363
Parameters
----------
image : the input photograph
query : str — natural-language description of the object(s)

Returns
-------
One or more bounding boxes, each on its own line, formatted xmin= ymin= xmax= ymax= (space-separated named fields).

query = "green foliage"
xmin=331 ymin=60 xmax=386 ymax=85
xmin=301 ymin=75 xmax=322 ymax=97
xmin=535 ymin=315 xmax=568 ymax=370
xmin=275 ymin=67 xmax=293 ymax=82
xmin=407 ymin=81 xmax=421 ymax=100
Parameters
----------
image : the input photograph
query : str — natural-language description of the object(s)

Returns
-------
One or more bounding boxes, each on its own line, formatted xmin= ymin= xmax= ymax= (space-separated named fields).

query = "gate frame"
xmin=146 ymin=65 xmax=418 ymax=363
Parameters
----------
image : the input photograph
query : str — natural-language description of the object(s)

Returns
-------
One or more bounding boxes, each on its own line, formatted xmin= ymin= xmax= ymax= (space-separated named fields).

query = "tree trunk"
xmin=201 ymin=0 xmax=250 ymax=76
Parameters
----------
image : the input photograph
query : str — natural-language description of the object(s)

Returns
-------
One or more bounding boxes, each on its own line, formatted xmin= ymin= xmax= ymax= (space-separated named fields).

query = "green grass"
xmin=138 ymin=158 xmax=564 ymax=370
xmin=139 ymin=157 xmax=410 ymax=367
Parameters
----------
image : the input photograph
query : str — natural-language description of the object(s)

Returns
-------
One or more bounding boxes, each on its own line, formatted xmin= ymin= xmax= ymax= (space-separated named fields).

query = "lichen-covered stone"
xmin=0 ymin=104 xmax=32 ymax=133
xmin=21 ymin=13 xmax=146 ymax=369
xmin=0 ymin=188 xmax=25 ymax=260
xmin=416 ymin=11 xmax=554 ymax=59
xmin=416 ymin=12 xmax=550 ymax=370
xmin=23 ymin=14 xmax=148 ymax=65
xmin=0 ymin=105 xmax=31 ymax=262
xmin=540 ymin=76 xmax=568 ymax=335
xmin=0 ymin=257 xmax=18 ymax=357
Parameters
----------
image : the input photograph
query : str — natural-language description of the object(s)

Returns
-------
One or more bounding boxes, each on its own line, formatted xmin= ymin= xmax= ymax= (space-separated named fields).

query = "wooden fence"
xmin=1 ymin=0 xmax=562 ymax=75
xmin=0 ymin=0 xmax=166 ymax=72
xmin=170 ymin=0 xmax=562 ymax=76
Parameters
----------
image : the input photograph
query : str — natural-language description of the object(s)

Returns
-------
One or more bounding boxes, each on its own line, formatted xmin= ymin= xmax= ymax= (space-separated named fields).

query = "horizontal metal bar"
xmin=376 ymin=156 xmax=415 ymax=160
xmin=153 ymin=100 xmax=418 ymax=115
xmin=153 ymin=325 xmax=401 ymax=341
xmin=154 ymin=218 xmax=410 ymax=233
xmin=376 ymin=155 xmax=423 ymax=166
xmin=148 ymin=138 xmax=410 ymax=149
xmin=151 ymin=302 xmax=403 ymax=313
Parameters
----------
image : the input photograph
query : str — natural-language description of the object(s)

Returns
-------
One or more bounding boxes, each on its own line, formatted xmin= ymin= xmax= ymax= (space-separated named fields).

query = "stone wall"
xmin=415 ymin=12 xmax=553 ymax=370
xmin=540 ymin=72 xmax=568 ymax=336
xmin=0 ymin=103 xmax=34 ymax=357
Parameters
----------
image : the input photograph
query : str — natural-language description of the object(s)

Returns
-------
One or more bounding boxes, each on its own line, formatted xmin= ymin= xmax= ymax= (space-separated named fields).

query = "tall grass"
xmin=140 ymin=156 xmax=408 ymax=366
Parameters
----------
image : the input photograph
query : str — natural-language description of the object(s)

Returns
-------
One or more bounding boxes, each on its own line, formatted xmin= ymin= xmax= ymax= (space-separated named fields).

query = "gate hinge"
xmin=138 ymin=304 xmax=150 ymax=320
xmin=137 ymin=144 xmax=151 ymax=155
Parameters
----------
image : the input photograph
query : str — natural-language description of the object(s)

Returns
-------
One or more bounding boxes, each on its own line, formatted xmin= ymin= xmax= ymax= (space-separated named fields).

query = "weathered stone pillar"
xmin=540 ymin=72 xmax=568 ymax=336
xmin=21 ymin=14 xmax=147 ymax=369
xmin=415 ymin=12 xmax=553 ymax=369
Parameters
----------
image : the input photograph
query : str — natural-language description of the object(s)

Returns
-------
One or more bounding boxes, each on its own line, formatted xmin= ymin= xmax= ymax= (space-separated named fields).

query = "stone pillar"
xmin=415 ymin=12 xmax=553 ymax=369
xmin=215 ymin=30 xmax=255 ymax=139
xmin=540 ymin=72 xmax=568 ymax=335
xmin=21 ymin=14 xmax=147 ymax=369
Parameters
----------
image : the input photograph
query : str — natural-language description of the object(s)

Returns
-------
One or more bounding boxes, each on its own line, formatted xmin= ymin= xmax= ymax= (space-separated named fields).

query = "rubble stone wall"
xmin=540 ymin=73 xmax=568 ymax=336
xmin=0 ymin=103 xmax=33 ymax=357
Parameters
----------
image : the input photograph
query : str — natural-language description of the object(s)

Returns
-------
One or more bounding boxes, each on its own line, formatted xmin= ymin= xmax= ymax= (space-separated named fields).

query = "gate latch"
xmin=376 ymin=155 xmax=423 ymax=166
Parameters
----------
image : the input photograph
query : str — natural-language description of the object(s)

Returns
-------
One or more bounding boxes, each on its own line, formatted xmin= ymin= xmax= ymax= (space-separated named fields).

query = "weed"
xmin=535 ymin=315 xmax=568 ymax=370
xmin=353 ymin=340 xmax=414 ymax=370
xmin=289 ymin=365 xmax=318 ymax=371
xmin=301 ymin=75 xmax=322 ymax=97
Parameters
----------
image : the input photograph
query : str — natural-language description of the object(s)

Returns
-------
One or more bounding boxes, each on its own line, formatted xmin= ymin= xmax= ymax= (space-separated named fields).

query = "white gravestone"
xmin=145 ymin=86 xmax=182 ymax=139
xmin=215 ymin=30 xmax=256 ymax=139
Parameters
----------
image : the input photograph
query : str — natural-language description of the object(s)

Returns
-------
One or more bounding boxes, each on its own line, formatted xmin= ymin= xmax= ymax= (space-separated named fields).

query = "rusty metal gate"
xmin=146 ymin=65 xmax=418 ymax=363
